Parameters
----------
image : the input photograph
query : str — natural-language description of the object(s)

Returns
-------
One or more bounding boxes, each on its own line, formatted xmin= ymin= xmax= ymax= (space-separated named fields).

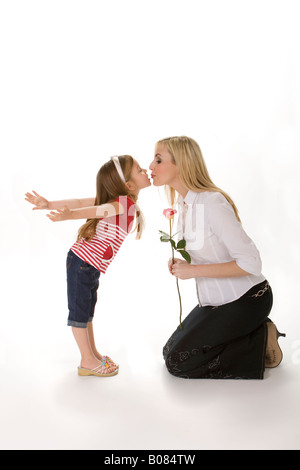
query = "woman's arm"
xmin=25 ymin=191 xmax=95 ymax=210
xmin=47 ymin=200 xmax=124 ymax=222
xmin=170 ymin=258 xmax=250 ymax=280
xmin=206 ymin=193 xmax=262 ymax=276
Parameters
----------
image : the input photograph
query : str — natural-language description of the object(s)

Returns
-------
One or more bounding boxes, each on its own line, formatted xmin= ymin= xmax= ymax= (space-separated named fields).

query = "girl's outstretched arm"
xmin=25 ymin=191 xmax=95 ymax=210
xmin=47 ymin=201 xmax=124 ymax=222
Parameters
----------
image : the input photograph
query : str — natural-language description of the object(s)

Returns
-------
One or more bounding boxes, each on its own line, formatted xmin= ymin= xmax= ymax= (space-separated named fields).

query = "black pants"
xmin=163 ymin=281 xmax=273 ymax=379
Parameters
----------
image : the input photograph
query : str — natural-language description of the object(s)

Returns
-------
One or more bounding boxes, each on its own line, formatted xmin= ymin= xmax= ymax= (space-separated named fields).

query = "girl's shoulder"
xmin=114 ymin=195 xmax=135 ymax=209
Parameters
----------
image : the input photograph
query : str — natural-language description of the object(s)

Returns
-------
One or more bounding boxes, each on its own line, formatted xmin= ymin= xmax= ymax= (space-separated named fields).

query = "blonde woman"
xmin=150 ymin=136 xmax=285 ymax=379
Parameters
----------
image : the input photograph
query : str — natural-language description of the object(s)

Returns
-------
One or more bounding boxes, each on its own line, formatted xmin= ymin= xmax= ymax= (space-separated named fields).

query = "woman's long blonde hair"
xmin=77 ymin=155 xmax=145 ymax=241
xmin=157 ymin=136 xmax=240 ymax=222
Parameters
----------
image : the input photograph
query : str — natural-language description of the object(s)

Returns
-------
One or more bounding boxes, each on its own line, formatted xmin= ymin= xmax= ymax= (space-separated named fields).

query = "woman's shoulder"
xmin=195 ymin=191 xmax=235 ymax=219
xmin=195 ymin=190 xmax=228 ymax=205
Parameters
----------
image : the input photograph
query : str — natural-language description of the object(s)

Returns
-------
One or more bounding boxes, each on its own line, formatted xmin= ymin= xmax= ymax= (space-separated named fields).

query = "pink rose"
xmin=163 ymin=208 xmax=177 ymax=220
xmin=159 ymin=207 xmax=191 ymax=330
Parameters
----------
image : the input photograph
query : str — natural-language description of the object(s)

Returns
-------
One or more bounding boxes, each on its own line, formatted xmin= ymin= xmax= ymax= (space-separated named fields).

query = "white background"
xmin=1 ymin=0 xmax=299 ymax=450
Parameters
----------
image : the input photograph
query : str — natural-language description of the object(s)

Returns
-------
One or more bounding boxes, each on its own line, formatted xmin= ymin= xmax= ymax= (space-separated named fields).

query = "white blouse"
xmin=177 ymin=190 xmax=265 ymax=307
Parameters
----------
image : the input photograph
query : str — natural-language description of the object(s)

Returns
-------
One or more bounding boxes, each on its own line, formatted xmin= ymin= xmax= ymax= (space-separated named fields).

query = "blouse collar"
xmin=178 ymin=190 xmax=199 ymax=206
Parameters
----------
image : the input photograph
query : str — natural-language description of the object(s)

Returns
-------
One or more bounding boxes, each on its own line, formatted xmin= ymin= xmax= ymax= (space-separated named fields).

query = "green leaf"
xmin=159 ymin=230 xmax=170 ymax=238
xmin=176 ymin=239 xmax=186 ymax=249
xmin=170 ymin=239 xmax=176 ymax=249
xmin=160 ymin=236 xmax=170 ymax=242
xmin=177 ymin=249 xmax=191 ymax=263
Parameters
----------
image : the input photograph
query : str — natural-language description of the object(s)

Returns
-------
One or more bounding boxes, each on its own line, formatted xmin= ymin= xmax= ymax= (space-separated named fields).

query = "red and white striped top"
xmin=70 ymin=196 xmax=135 ymax=274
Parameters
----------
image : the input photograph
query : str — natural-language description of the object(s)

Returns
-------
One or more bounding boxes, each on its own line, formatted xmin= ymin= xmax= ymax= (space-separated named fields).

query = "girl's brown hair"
xmin=77 ymin=155 xmax=145 ymax=241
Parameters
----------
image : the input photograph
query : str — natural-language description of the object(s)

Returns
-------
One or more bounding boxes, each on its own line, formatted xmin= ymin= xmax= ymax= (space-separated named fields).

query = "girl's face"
xmin=127 ymin=160 xmax=151 ymax=194
xmin=149 ymin=143 xmax=178 ymax=186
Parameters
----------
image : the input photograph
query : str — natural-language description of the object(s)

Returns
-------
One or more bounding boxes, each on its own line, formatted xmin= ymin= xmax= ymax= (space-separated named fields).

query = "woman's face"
xmin=149 ymin=143 xmax=178 ymax=186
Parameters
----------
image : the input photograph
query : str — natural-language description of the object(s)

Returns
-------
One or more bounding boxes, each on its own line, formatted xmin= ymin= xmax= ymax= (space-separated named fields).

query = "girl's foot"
xmin=93 ymin=352 xmax=119 ymax=369
xmin=103 ymin=355 xmax=119 ymax=369
xmin=78 ymin=364 xmax=118 ymax=377
xmin=80 ymin=357 xmax=116 ymax=373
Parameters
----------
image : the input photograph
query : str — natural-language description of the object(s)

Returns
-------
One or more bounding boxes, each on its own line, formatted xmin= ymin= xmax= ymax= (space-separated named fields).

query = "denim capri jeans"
xmin=66 ymin=250 xmax=100 ymax=328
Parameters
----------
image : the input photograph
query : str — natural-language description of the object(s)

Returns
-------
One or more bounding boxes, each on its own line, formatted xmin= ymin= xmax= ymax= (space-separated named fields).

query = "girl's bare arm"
xmin=25 ymin=191 xmax=95 ymax=210
xmin=49 ymin=197 xmax=96 ymax=210
xmin=46 ymin=201 xmax=124 ymax=222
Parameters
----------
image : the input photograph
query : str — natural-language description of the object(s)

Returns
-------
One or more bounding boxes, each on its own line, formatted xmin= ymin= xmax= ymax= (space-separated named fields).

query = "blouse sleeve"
xmin=206 ymin=192 xmax=262 ymax=276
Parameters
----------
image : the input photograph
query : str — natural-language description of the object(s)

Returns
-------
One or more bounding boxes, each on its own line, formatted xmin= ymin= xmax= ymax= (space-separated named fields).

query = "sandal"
xmin=78 ymin=357 xmax=119 ymax=377
xmin=103 ymin=355 xmax=119 ymax=369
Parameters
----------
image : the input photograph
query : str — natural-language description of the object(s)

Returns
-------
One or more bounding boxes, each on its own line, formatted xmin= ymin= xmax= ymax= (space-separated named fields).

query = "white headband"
xmin=110 ymin=156 xmax=126 ymax=183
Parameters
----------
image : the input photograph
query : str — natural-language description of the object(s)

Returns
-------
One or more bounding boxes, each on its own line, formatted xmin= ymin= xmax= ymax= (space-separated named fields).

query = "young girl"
xmin=25 ymin=155 xmax=151 ymax=377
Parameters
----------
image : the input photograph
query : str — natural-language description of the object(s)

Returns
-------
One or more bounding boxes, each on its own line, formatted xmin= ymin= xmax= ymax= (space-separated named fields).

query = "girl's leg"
xmin=87 ymin=322 xmax=102 ymax=360
xmin=67 ymin=253 xmax=116 ymax=374
xmin=72 ymin=326 xmax=100 ymax=369
xmin=87 ymin=322 xmax=118 ymax=368
xmin=87 ymin=321 xmax=102 ymax=360
xmin=72 ymin=327 xmax=116 ymax=372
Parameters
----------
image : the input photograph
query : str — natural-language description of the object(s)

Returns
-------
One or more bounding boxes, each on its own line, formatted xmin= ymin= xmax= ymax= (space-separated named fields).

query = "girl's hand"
xmin=25 ymin=191 xmax=49 ymax=210
xmin=46 ymin=206 xmax=72 ymax=222
xmin=170 ymin=259 xmax=195 ymax=280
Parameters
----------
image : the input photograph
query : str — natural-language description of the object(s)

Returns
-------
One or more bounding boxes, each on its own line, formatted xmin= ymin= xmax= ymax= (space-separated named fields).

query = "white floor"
xmin=1 ymin=260 xmax=299 ymax=450
xmin=1 ymin=339 xmax=299 ymax=450
xmin=1 ymin=242 xmax=300 ymax=450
